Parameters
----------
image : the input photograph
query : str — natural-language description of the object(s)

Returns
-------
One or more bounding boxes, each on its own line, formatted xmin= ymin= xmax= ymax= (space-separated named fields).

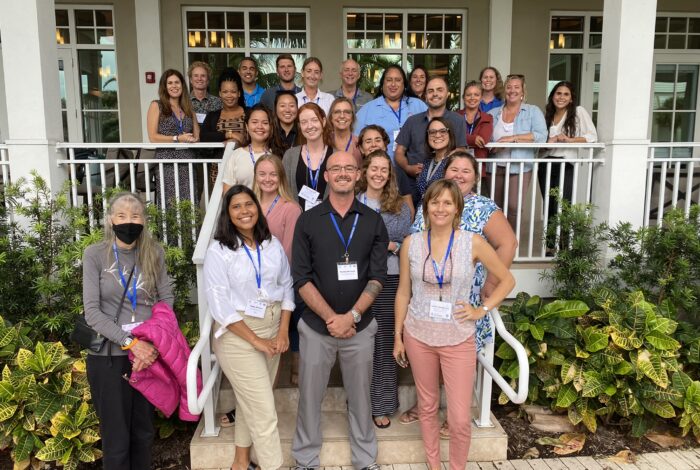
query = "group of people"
xmin=87 ymin=55 xmax=599 ymax=470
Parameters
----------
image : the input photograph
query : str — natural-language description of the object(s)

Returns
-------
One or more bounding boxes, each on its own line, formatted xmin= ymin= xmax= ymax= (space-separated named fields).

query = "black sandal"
xmin=220 ymin=410 xmax=236 ymax=427
xmin=372 ymin=415 xmax=391 ymax=429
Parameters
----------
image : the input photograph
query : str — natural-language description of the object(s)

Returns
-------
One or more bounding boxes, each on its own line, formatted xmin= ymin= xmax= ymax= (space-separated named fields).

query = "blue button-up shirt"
xmin=243 ymin=84 xmax=265 ymax=108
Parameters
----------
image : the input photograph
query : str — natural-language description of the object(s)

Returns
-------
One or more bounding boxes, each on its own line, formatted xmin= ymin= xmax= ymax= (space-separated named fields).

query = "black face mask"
xmin=113 ymin=223 xmax=144 ymax=245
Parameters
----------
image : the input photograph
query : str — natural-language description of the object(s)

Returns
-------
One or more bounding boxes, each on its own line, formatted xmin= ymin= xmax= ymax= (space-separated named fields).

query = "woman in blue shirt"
xmin=488 ymin=74 xmax=547 ymax=230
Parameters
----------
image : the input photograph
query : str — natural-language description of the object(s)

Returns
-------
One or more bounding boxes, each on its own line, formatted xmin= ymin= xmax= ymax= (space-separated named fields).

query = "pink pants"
xmin=404 ymin=331 xmax=476 ymax=470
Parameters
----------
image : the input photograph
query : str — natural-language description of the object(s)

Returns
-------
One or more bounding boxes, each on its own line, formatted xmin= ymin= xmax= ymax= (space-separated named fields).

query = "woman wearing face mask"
xmin=83 ymin=192 xmax=174 ymax=469
xmin=328 ymin=97 xmax=362 ymax=167
xmin=204 ymin=185 xmax=293 ymax=470
xmin=409 ymin=66 xmax=429 ymax=102
xmin=416 ymin=117 xmax=457 ymax=203
xmin=296 ymin=57 xmax=335 ymax=115
xmin=221 ymin=104 xmax=274 ymax=194
xmin=356 ymin=150 xmax=412 ymax=429
xmin=478 ymin=66 xmax=504 ymax=113
xmin=282 ymin=102 xmax=334 ymax=211
xmin=270 ymin=90 xmax=300 ymax=158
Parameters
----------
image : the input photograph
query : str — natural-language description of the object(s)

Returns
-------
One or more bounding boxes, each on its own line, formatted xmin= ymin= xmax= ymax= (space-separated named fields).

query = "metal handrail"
xmin=478 ymin=308 xmax=529 ymax=404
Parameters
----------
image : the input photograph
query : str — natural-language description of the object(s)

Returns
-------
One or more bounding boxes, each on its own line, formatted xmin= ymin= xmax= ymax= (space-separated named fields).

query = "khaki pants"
xmin=213 ymin=303 xmax=283 ymax=470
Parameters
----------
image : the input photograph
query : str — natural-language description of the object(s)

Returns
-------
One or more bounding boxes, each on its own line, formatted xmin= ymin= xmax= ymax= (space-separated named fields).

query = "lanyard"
xmin=242 ymin=242 xmax=262 ymax=290
xmin=303 ymin=94 xmax=320 ymax=104
xmin=266 ymin=195 xmax=280 ymax=217
xmin=112 ymin=243 xmax=138 ymax=319
xmin=173 ymin=109 xmax=185 ymax=134
xmin=352 ymin=87 xmax=359 ymax=106
xmin=465 ymin=112 xmax=478 ymax=135
xmin=330 ymin=212 xmax=360 ymax=262
xmin=344 ymin=135 xmax=353 ymax=152
xmin=425 ymin=159 xmax=442 ymax=181
xmin=386 ymin=99 xmax=402 ymax=125
xmin=305 ymin=145 xmax=325 ymax=190
xmin=362 ymin=193 xmax=380 ymax=213
xmin=427 ymin=229 xmax=455 ymax=300
xmin=248 ymin=145 xmax=269 ymax=165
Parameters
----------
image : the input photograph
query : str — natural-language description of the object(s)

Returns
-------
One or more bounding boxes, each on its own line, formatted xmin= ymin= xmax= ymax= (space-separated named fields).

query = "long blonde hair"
xmin=253 ymin=154 xmax=297 ymax=204
xmin=356 ymin=150 xmax=404 ymax=214
xmin=103 ymin=193 xmax=162 ymax=294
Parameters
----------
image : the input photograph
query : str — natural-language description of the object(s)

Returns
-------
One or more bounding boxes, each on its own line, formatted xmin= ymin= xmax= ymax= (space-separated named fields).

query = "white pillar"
xmin=0 ymin=0 xmax=65 ymax=191
xmin=0 ymin=46 xmax=8 ymax=141
xmin=592 ymin=0 xmax=657 ymax=228
xmin=135 ymin=0 xmax=163 ymax=141
xmin=488 ymin=0 xmax=512 ymax=75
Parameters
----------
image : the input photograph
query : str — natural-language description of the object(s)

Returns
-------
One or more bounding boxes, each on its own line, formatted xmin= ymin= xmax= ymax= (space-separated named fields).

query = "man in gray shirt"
xmin=260 ymin=54 xmax=302 ymax=111
xmin=332 ymin=58 xmax=373 ymax=111
xmin=394 ymin=75 xmax=466 ymax=204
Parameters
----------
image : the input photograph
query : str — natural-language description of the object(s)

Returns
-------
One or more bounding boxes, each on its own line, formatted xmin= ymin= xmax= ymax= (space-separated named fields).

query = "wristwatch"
xmin=121 ymin=335 xmax=135 ymax=348
xmin=351 ymin=307 xmax=361 ymax=323
xmin=481 ymin=304 xmax=490 ymax=314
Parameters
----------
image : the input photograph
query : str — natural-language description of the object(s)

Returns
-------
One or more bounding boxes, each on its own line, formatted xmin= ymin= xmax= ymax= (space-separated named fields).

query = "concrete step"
xmin=191 ymin=387 xmax=507 ymax=469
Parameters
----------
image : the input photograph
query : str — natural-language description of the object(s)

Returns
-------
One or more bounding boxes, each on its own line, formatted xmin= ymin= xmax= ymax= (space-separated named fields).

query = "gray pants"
xmin=292 ymin=318 xmax=378 ymax=469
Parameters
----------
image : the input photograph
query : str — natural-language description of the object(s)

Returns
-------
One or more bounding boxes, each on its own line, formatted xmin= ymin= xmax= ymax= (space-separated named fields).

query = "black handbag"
xmin=71 ymin=267 xmax=135 ymax=353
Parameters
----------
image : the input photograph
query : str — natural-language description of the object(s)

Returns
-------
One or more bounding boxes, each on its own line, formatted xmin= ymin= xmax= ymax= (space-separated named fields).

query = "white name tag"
xmin=121 ymin=322 xmax=143 ymax=333
xmin=337 ymin=262 xmax=359 ymax=281
xmin=429 ymin=300 xmax=453 ymax=321
xmin=196 ymin=113 xmax=207 ymax=124
xmin=298 ymin=185 xmax=320 ymax=202
xmin=245 ymin=299 xmax=267 ymax=318
xmin=305 ymin=199 xmax=321 ymax=211
xmin=392 ymin=130 xmax=400 ymax=152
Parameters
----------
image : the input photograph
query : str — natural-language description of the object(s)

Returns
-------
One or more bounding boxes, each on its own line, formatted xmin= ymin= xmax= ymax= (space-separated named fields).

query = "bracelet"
xmin=121 ymin=337 xmax=139 ymax=350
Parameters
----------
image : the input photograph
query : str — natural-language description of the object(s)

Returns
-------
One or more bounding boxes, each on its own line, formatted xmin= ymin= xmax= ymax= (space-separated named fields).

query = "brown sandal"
xmin=399 ymin=406 xmax=419 ymax=424
xmin=440 ymin=419 xmax=450 ymax=439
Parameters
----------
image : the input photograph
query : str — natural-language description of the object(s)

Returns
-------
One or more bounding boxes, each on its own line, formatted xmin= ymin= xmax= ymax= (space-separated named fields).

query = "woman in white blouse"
xmin=222 ymin=104 xmax=274 ymax=194
xmin=203 ymin=184 xmax=294 ymax=470
xmin=539 ymin=81 xmax=597 ymax=242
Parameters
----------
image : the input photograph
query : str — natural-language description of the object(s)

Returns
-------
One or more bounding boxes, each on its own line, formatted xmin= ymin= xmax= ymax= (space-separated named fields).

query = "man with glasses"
xmin=333 ymin=59 xmax=373 ymax=111
xmin=261 ymin=54 xmax=302 ymax=111
xmin=291 ymin=151 xmax=388 ymax=470
xmin=394 ymin=75 xmax=467 ymax=206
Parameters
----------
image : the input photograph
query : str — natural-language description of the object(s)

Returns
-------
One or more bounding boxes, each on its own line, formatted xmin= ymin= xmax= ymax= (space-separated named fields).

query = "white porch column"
xmin=135 ymin=0 xmax=162 ymax=141
xmin=0 ymin=0 xmax=65 ymax=191
xmin=488 ymin=0 xmax=512 ymax=75
xmin=0 ymin=46 xmax=8 ymax=141
xmin=592 ymin=0 xmax=657 ymax=228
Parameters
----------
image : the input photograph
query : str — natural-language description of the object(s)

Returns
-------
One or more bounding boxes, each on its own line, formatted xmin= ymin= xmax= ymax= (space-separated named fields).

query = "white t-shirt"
xmin=221 ymin=146 xmax=269 ymax=189
xmin=543 ymin=106 xmax=598 ymax=159
xmin=296 ymin=89 xmax=335 ymax=116
xmin=492 ymin=118 xmax=514 ymax=164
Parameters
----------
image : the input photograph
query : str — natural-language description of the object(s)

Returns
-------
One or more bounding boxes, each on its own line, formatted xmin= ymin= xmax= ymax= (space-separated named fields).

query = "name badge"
xmin=121 ymin=321 xmax=143 ymax=333
xmin=196 ymin=113 xmax=207 ymax=124
xmin=305 ymin=199 xmax=321 ymax=211
xmin=429 ymin=300 xmax=452 ymax=321
xmin=298 ymin=185 xmax=320 ymax=202
xmin=245 ymin=299 xmax=267 ymax=318
xmin=392 ymin=130 xmax=400 ymax=152
xmin=337 ymin=261 xmax=359 ymax=281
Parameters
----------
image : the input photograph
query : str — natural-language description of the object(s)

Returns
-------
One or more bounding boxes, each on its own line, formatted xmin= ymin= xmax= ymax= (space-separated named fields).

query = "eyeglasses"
xmin=327 ymin=165 xmax=358 ymax=174
xmin=332 ymin=109 xmax=353 ymax=116
xmin=428 ymin=128 xmax=449 ymax=137
xmin=422 ymin=253 xmax=453 ymax=286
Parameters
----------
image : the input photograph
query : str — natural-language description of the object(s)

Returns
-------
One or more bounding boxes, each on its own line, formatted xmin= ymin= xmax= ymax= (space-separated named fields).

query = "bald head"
xmin=325 ymin=151 xmax=360 ymax=194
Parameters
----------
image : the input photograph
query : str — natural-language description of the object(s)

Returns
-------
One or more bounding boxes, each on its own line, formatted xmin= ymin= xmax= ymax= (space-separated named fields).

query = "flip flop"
xmin=373 ymin=415 xmax=391 ymax=429
xmin=440 ymin=419 xmax=450 ymax=439
xmin=399 ymin=407 xmax=419 ymax=425
xmin=220 ymin=410 xmax=236 ymax=428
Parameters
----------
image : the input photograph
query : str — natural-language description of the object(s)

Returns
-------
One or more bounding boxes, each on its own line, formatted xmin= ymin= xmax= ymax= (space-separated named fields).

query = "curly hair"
xmin=545 ymin=81 xmax=578 ymax=138
xmin=479 ymin=66 xmax=504 ymax=100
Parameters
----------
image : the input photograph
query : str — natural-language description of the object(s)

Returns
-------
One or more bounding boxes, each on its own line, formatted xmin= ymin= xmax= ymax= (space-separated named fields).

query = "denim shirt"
xmin=489 ymin=103 xmax=547 ymax=173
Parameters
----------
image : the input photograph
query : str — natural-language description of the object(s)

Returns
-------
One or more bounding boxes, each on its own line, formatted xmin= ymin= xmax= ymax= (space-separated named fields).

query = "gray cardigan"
xmin=282 ymin=145 xmax=332 ymax=205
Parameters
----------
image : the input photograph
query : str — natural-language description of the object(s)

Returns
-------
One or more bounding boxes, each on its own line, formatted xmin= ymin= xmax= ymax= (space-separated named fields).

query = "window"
xmin=655 ymin=17 xmax=700 ymax=50
xmin=55 ymin=7 xmax=119 ymax=143
xmin=183 ymin=8 xmax=309 ymax=92
xmin=652 ymin=64 xmax=699 ymax=157
xmin=344 ymin=9 xmax=466 ymax=110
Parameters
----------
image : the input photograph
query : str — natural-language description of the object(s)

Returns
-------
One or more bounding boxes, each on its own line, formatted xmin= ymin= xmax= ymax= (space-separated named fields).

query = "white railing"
xmin=644 ymin=142 xmax=700 ymax=226
xmin=480 ymin=143 xmax=605 ymax=261
xmin=185 ymin=148 xmax=233 ymax=437
xmin=55 ymin=142 xmax=226 ymax=247
xmin=473 ymin=308 xmax=529 ymax=427
xmin=0 ymin=144 xmax=11 ymax=224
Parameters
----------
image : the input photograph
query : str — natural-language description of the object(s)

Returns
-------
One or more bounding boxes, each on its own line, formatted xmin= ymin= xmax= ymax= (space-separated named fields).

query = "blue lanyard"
xmin=173 ymin=110 xmax=185 ymax=134
xmin=330 ymin=212 xmax=360 ymax=262
xmin=112 ymin=243 xmax=138 ymax=314
xmin=305 ymin=145 xmax=325 ymax=190
xmin=386 ymin=99 xmax=402 ymax=125
xmin=266 ymin=195 xmax=280 ymax=217
xmin=427 ymin=229 xmax=455 ymax=294
xmin=362 ymin=193 xmax=380 ymax=213
xmin=242 ymin=242 xmax=262 ymax=289
xmin=344 ymin=135 xmax=353 ymax=152
xmin=465 ymin=113 xmax=477 ymax=135
xmin=303 ymin=94 xmax=320 ymax=104
xmin=352 ymin=88 xmax=359 ymax=106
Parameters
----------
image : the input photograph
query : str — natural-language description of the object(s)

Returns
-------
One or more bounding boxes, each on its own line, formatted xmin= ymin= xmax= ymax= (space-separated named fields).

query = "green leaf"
xmin=79 ymin=427 xmax=100 ymax=444
xmin=35 ymin=436 xmax=72 ymax=462
xmin=536 ymin=300 xmax=589 ymax=320
xmin=687 ymin=341 xmax=700 ymax=363
xmin=614 ymin=360 xmax=633 ymax=375
xmin=610 ymin=329 xmax=643 ymax=350
xmin=576 ymin=397 xmax=597 ymax=432
xmin=545 ymin=318 xmax=576 ymax=339
xmin=547 ymin=350 xmax=566 ymax=366
xmin=0 ymin=380 xmax=14 ymax=400
xmin=0 ymin=327 xmax=17 ymax=348
xmin=673 ymin=371 xmax=693 ymax=395
xmin=637 ymin=350 xmax=669 ymax=388
xmin=529 ymin=323 xmax=545 ymax=341
xmin=645 ymin=331 xmax=680 ymax=351
xmin=0 ymin=403 xmax=17 ymax=422
xmin=582 ymin=371 xmax=606 ymax=398
xmin=11 ymin=432 xmax=34 ymax=463
xmin=556 ymin=383 xmax=578 ymax=408
xmin=15 ymin=349 xmax=32 ymax=370
xmin=687 ymin=382 xmax=700 ymax=405
xmin=652 ymin=317 xmax=678 ymax=335
xmin=582 ymin=326 xmax=608 ymax=352
xmin=631 ymin=414 xmax=652 ymax=438
xmin=560 ymin=358 xmax=578 ymax=384
xmin=34 ymin=385 xmax=63 ymax=424
xmin=76 ymin=445 xmax=98 ymax=463
xmin=640 ymin=399 xmax=676 ymax=418
xmin=575 ymin=344 xmax=590 ymax=358
xmin=74 ymin=402 xmax=89 ymax=427
xmin=495 ymin=342 xmax=516 ymax=360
